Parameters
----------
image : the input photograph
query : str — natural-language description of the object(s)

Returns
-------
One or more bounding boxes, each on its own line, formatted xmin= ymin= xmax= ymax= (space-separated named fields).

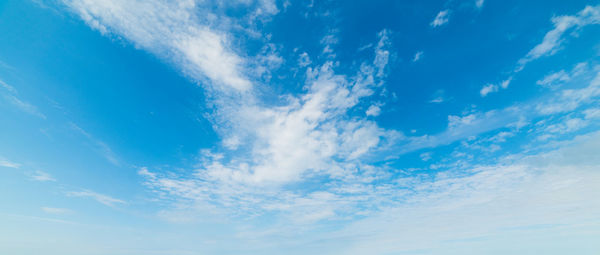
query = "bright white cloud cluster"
xmin=139 ymin=31 xmax=401 ymax=221
xmin=57 ymin=2 xmax=600 ymax=248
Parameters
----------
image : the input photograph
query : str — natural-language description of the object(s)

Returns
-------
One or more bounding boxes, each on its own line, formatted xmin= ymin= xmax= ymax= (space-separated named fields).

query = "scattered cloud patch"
xmin=366 ymin=105 xmax=381 ymax=117
xmin=298 ymin=52 xmax=311 ymax=67
xmin=431 ymin=10 xmax=450 ymax=27
xmin=480 ymin=78 xmax=511 ymax=97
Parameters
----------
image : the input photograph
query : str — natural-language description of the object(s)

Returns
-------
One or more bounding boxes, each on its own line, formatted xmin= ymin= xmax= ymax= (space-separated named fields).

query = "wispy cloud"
xmin=29 ymin=170 xmax=56 ymax=182
xmin=0 ymin=157 xmax=20 ymax=169
xmin=69 ymin=122 xmax=119 ymax=166
xmin=480 ymin=5 xmax=600 ymax=97
xmin=0 ymin=79 xmax=46 ymax=119
xmin=537 ymin=62 xmax=588 ymax=89
xmin=328 ymin=132 xmax=600 ymax=254
xmin=67 ymin=190 xmax=125 ymax=207
xmin=517 ymin=5 xmax=600 ymax=70
xmin=61 ymin=0 xmax=271 ymax=91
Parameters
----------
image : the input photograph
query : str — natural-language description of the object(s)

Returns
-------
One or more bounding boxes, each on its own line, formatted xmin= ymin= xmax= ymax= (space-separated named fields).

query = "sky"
xmin=1 ymin=0 xmax=600 ymax=254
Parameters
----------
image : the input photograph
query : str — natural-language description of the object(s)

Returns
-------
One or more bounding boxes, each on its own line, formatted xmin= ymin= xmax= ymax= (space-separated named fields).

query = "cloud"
xmin=584 ymin=107 xmax=600 ymax=119
xmin=535 ymin=65 xmax=600 ymax=115
xmin=484 ymin=5 xmax=599 ymax=96
xmin=537 ymin=70 xmax=570 ymax=87
xmin=0 ymin=79 xmax=46 ymax=119
xmin=331 ymin=131 xmax=600 ymax=254
xmin=62 ymin=1 xmax=405 ymax=222
xmin=59 ymin=3 xmax=600 ymax=249
xmin=537 ymin=62 xmax=588 ymax=88
xmin=298 ymin=52 xmax=311 ymax=67
xmin=412 ymin=51 xmax=423 ymax=62
xmin=69 ymin=122 xmax=120 ymax=166
xmin=366 ymin=105 xmax=381 ymax=117
xmin=374 ymin=29 xmax=391 ymax=78
xmin=62 ymin=0 xmax=259 ymax=91
xmin=136 ymin=30 xmax=402 ymax=222
xmin=431 ymin=10 xmax=450 ymax=27
xmin=480 ymin=84 xmax=498 ymax=97
xmin=479 ymin=78 xmax=511 ymax=97
xmin=404 ymin=64 xmax=599 ymax=153
xmin=67 ymin=190 xmax=126 ymax=207
xmin=517 ymin=5 xmax=600 ymax=69
xmin=0 ymin=157 xmax=20 ymax=169
xmin=29 ymin=170 xmax=56 ymax=182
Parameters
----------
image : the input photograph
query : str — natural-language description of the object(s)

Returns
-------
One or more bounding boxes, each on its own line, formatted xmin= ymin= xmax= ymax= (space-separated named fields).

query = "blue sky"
xmin=1 ymin=0 xmax=600 ymax=254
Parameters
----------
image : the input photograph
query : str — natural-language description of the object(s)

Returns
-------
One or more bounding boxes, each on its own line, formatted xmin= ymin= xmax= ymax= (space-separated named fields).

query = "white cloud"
xmin=270 ymin=131 xmax=600 ymax=255
xmin=366 ymin=105 xmax=381 ymax=117
xmin=537 ymin=62 xmax=588 ymax=88
xmin=479 ymin=83 xmax=498 ymax=97
xmin=298 ymin=52 xmax=311 ymax=67
xmin=0 ymin=158 xmax=20 ymax=169
xmin=536 ymin=66 xmax=600 ymax=115
xmin=374 ymin=29 xmax=391 ymax=78
xmin=584 ymin=107 xmax=600 ymax=119
xmin=67 ymin=190 xmax=126 ymax=207
xmin=138 ymin=32 xmax=401 ymax=220
xmin=431 ymin=10 xmax=450 ymax=27
xmin=486 ymin=6 xmax=599 ymax=94
xmin=0 ymin=79 xmax=46 ymax=119
xmin=412 ymin=51 xmax=423 ymax=62
xmin=537 ymin=70 xmax=569 ymax=87
xmin=480 ymin=78 xmax=511 ymax=97
xmin=518 ymin=5 xmax=600 ymax=69
xmin=29 ymin=170 xmax=56 ymax=182
xmin=64 ymin=1 xmax=402 ymax=219
xmin=62 ymin=0 xmax=254 ymax=91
